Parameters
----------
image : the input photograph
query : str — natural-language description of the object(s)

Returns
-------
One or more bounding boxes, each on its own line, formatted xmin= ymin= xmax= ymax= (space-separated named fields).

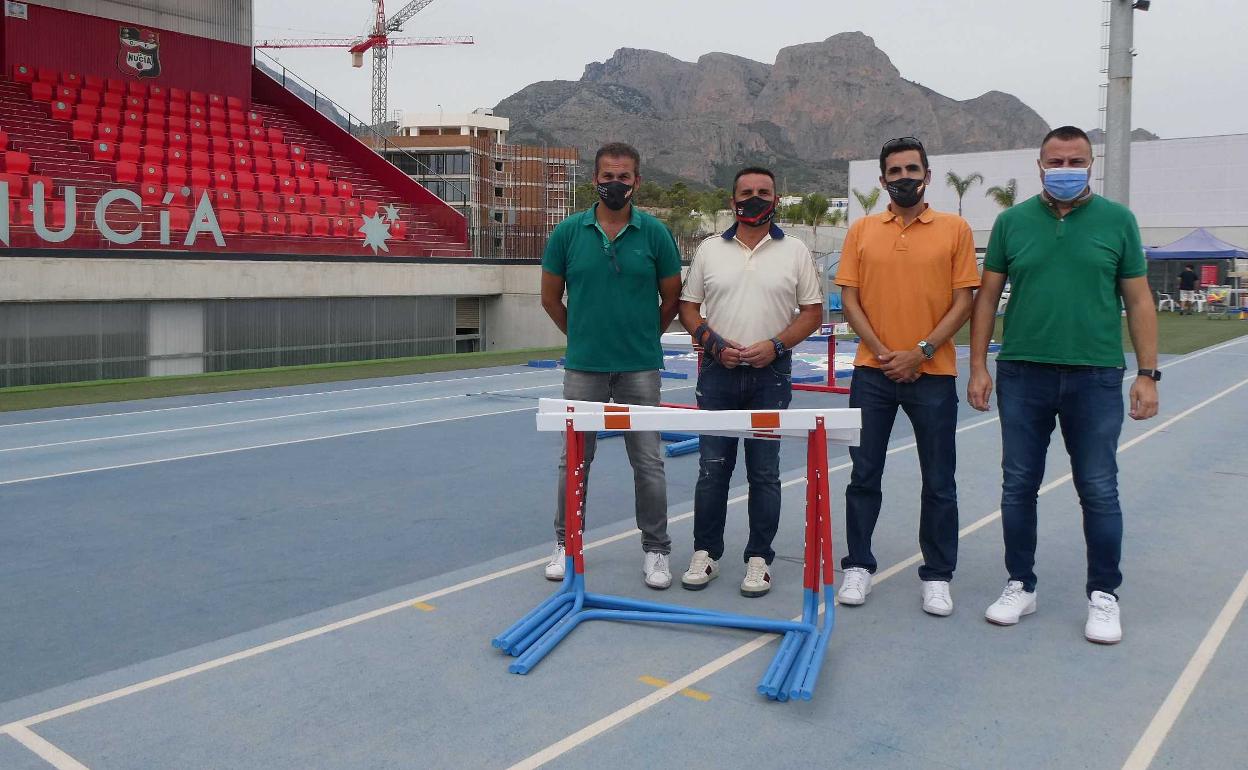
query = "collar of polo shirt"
xmin=721 ymin=222 xmax=786 ymax=241
xmin=880 ymin=203 xmax=935 ymax=224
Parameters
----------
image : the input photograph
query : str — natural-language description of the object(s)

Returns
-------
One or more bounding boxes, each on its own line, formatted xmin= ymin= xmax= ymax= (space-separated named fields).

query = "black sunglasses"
xmin=882 ymin=136 xmax=924 ymax=152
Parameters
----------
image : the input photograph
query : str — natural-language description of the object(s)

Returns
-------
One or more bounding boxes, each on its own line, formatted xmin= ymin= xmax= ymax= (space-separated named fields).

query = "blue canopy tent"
xmin=1146 ymin=229 xmax=1248 ymax=312
xmin=1145 ymin=228 xmax=1248 ymax=260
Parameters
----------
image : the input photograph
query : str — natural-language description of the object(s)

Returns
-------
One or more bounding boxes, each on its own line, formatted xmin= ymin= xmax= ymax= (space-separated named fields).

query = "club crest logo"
xmin=118 ymin=25 xmax=161 ymax=78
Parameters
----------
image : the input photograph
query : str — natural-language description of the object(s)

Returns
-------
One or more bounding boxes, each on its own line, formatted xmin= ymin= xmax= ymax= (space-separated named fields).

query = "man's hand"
xmin=738 ymin=340 xmax=777 ymax=368
xmin=878 ymin=349 xmax=923 ymax=383
xmin=967 ymin=367 xmax=994 ymax=411
xmin=719 ymin=339 xmax=745 ymax=368
xmin=1129 ymin=376 xmax=1159 ymax=420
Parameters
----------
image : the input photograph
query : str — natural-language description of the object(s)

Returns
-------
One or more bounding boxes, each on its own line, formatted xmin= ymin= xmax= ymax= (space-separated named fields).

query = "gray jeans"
xmin=555 ymin=368 xmax=670 ymax=554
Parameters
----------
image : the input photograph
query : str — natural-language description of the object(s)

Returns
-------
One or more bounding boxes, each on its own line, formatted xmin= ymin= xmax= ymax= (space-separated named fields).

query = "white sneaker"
xmin=837 ymin=567 xmax=872 ymax=605
xmin=740 ymin=557 xmax=772 ymax=597
xmin=921 ymin=580 xmax=954 ymax=616
xmin=1085 ymin=591 xmax=1122 ymax=644
xmin=680 ymin=550 xmax=719 ymax=590
xmin=985 ymin=580 xmax=1037 ymax=626
xmin=643 ymin=551 xmax=672 ymax=590
xmin=543 ymin=544 xmax=565 ymax=581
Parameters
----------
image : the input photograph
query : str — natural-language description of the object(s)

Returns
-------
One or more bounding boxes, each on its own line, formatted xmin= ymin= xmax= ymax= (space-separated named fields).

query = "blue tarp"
xmin=1145 ymin=228 xmax=1248 ymax=260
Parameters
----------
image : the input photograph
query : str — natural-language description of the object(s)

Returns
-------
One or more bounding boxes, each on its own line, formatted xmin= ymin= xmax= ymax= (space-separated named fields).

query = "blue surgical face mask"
xmin=1042 ymin=167 xmax=1090 ymax=202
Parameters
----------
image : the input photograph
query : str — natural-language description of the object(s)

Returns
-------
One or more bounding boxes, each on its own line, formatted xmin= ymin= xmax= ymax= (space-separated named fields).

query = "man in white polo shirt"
xmin=677 ymin=166 xmax=824 ymax=597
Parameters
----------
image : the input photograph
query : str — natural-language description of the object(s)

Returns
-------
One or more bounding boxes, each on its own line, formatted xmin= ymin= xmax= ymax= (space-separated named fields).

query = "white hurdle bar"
xmin=536 ymin=399 xmax=860 ymax=445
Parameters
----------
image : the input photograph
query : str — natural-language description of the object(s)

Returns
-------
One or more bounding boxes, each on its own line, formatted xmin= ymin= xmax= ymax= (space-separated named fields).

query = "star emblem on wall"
xmin=382 ymin=203 xmax=401 ymax=223
xmin=359 ymin=212 xmax=392 ymax=254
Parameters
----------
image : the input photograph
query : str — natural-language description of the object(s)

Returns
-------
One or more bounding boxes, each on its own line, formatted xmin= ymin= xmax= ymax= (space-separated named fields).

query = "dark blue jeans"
xmin=996 ymin=360 xmax=1125 ymax=598
xmin=692 ymin=353 xmax=793 ymax=564
xmin=842 ymin=366 xmax=959 ymax=581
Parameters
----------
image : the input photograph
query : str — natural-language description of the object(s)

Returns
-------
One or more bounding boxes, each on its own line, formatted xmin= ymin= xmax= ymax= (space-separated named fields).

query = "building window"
xmin=494 ymin=161 xmax=503 ymax=172
xmin=494 ymin=187 xmax=504 ymax=198
xmin=493 ymin=212 xmax=504 ymax=222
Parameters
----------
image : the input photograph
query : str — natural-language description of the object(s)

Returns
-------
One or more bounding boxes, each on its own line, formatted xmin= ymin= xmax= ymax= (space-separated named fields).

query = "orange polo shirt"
xmin=835 ymin=205 xmax=980 ymax=376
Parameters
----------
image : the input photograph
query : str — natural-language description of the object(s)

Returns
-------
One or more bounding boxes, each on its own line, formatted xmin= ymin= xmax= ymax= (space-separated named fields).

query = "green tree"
xmin=574 ymin=181 xmax=596 ymax=210
xmin=852 ymin=187 xmax=880 ymax=215
xmin=634 ymin=181 xmax=665 ymax=206
xmin=945 ymin=170 xmax=985 ymax=216
xmin=985 ymin=178 xmax=1018 ymax=210
xmin=826 ymin=208 xmax=847 ymax=227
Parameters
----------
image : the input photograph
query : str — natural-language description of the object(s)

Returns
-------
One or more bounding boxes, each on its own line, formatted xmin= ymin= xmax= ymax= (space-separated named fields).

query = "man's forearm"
xmin=842 ymin=294 xmax=888 ymax=357
xmin=659 ymin=299 xmax=679 ymax=334
xmin=777 ymin=306 xmax=823 ymax=350
xmin=924 ymin=290 xmax=974 ymax=350
xmin=543 ymin=301 xmax=568 ymax=335
xmin=968 ymin=293 xmax=997 ymax=369
xmin=1126 ymin=296 xmax=1158 ymax=369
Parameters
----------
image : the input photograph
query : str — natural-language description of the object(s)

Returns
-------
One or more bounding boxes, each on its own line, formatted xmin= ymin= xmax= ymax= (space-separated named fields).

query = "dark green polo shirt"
xmin=541 ymin=204 xmax=682 ymax=372
xmin=984 ymin=194 xmax=1145 ymax=367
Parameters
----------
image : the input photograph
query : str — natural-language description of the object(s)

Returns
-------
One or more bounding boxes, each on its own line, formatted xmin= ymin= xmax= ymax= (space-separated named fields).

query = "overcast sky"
xmin=254 ymin=0 xmax=1244 ymax=144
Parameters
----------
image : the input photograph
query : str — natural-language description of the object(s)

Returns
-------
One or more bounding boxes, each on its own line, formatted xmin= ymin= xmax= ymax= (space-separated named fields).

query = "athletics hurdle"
xmin=492 ymin=399 xmax=860 ymax=701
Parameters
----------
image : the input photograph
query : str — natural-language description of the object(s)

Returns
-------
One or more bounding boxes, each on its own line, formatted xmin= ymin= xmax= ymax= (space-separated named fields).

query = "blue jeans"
xmin=996 ymin=360 xmax=1125 ymax=598
xmin=842 ymin=366 xmax=960 ymax=581
xmin=692 ymin=354 xmax=793 ymax=564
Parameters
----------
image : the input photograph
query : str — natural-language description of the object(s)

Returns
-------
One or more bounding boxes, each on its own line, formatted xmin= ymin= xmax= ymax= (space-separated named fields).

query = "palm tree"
xmin=827 ymin=208 xmax=847 ymax=227
xmin=852 ymin=187 xmax=880 ymax=216
xmin=945 ymin=171 xmax=984 ymax=216
xmin=985 ymin=178 xmax=1018 ymax=210
xmin=802 ymin=193 xmax=829 ymax=244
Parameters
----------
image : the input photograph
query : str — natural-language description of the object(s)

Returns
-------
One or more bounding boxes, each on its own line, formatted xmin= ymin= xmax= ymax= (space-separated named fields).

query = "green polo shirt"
xmin=984 ymin=194 xmax=1145 ymax=367
xmin=542 ymin=204 xmax=682 ymax=372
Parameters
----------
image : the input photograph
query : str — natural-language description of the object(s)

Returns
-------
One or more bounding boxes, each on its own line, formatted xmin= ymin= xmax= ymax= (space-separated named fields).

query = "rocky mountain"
xmin=1086 ymin=127 xmax=1160 ymax=143
xmin=494 ymin=32 xmax=1050 ymax=195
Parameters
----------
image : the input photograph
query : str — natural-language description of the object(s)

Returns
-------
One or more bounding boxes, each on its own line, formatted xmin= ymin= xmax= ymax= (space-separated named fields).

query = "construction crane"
xmin=255 ymin=0 xmax=471 ymax=132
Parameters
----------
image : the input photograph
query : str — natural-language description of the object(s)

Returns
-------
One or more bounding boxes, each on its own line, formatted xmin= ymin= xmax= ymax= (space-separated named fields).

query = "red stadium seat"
xmin=99 ymin=106 xmax=121 ymax=125
xmin=260 ymin=192 xmax=282 ymax=212
xmin=167 ymin=115 xmax=187 ymax=132
xmin=50 ymin=100 xmax=73 ymax=121
xmin=207 ymin=93 xmax=225 ymax=108
xmin=189 ymin=167 xmax=211 ymax=190
xmin=0 ymin=172 xmax=24 ymax=196
xmin=242 ymin=211 xmax=264 ymax=233
xmin=188 ymin=104 xmax=207 ymax=122
xmin=278 ymin=176 xmax=297 ymax=194
xmin=289 ymin=145 xmax=306 ymax=161
xmin=189 ymin=150 xmax=210 ymax=169
xmin=303 ymin=196 xmax=325 ymax=215
xmin=226 ymin=122 xmax=249 ymax=140
xmin=250 ymin=140 xmax=272 ymax=158
xmin=264 ymin=213 xmax=286 ymax=234
xmin=140 ymin=182 xmax=163 ymax=205
xmin=167 ymin=166 xmax=188 ymax=187
xmin=253 ymin=156 xmax=274 ymax=176
xmin=62 ymin=72 xmax=83 ymax=87
xmin=168 ymin=205 xmax=192 ymax=232
xmin=280 ymin=194 xmax=302 ymax=213
xmin=244 ymin=110 xmax=263 ymax=126
xmin=84 ymin=74 xmax=105 ymax=92
xmin=226 ymin=96 xmax=244 ymax=110
xmin=13 ymin=64 xmax=34 ymax=83
xmin=30 ymin=82 xmax=53 ymax=102
xmin=105 ymin=78 xmax=127 ymax=95
xmin=188 ymin=118 xmax=208 ymax=135
xmin=71 ymin=120 xmax=94 ymax=141
xmin=211 ymin=153 xmax=232 ymax=173
xmin=145 ymin=129 xmax=168 ymax=147
xmin=168 ymin=87 xmax=187 ymax=103
xmin=389 ymin=219 xmax=407 ymax=239
xmin=53 ymin=85 xmax=76 ymax=103
xmin=272 ymin=160 xmax=293 ymax=177
xmin=15 ymin=199 xmax=67 ymax=228
xmin=331 ymin=216 xmax=355 ymax=237
xmin=167 ymin=130 xmax=189 ymax=149
xmin=210 ymin=136 xmax=233 ymax=155
xmin=311 ymin=216 xmax=330 ymax=236
xmin=208 ymin=106 xmax=227 ymax=123
xmin=77 ymin=89 xmax=101 ymax=107
xmin=36 ymin=67 xmax=58 ymax=84
xmin=270 ymin=143 xmax=290 ymax=161
xmin=92 ymin=141 xmax=117 ymax=162
xmin=288 ymin=214 xmax=311 ymax=236
xmin=124 ymin=94 xmax=144 ymax=111
xmin=114 ymin=161 xmax=139 ymax=183
xmin=266 ymin=127 xmax=284 ymax=144
xmin=27 ymin=175 xmax=54 ymax=196
xmin=336 ymin=180 xmax=353 ymax=198
xmin=323 ymin=197 xmax=345 ymax=216
xmin=253 ymin=173 xmax=277 ymax=193
xmin=101 ymin=92 xmax=123 ymax=110
xmin=189 ymin=91 xmax=207 ymax=107
xmin=342 ymin=199 xmax=361 ymax=216
xmin=126 ymin=81 xmax=146 ymax=98
xmin=97 ymin=124 xmax=120 ymax=142
xmin=0 ymin=131 xmax=6 ymax=152
xmin=141 ymin=163 xmax=163 ymax=184
xmin=148 ymin=98 xmax=167 ymax=116
xmin=248 ymin=125 xmax=268 ymax=142
xmin=216 ymin=209 xmax=240 ymax=233
xmin=295 ymin=177 xmax=319 ymax=196
xmin=3 ymin=151 xmax=31 ymax=175
xmin=234 ymin=155 xmax=255 ymax=175
xmin=120 ymin=125 xmax=142 ymax=145
xmin=211 ymin=170 xmax=234 ymax=189
xmin=145 ymin=113 xmax=166 ymax=131
xmin=142 ymin=146 xmax=166 ymax=165
xmin=235 ymin=173 xmax=256 ymax=192
xmin=208 ymin=121 xmax=228 ymax=138
xmin=211 ymin=188 xmax=237 ymax=209
xmin=167 ymin=147 xmax=189 ymax=166
xmin=291 ymin=161 xmax=311 ymax=178
xmin=189 ymin=133 xmax=210 ymax=153
xmin=148 ymin=84 xmax=167 ymax=100
xmin=312 ymin=162 xmax=331 ymax=180
xmin=237 ymin=190 xmax=259 ymax=211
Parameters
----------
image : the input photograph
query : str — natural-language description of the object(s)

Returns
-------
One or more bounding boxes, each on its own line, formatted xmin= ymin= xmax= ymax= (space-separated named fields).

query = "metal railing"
xmin=253 ymin=49 xmax=470 ymax=204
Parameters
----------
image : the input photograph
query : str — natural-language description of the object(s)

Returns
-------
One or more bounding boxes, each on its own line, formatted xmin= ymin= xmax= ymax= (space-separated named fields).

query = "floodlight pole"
xmin=1104 ymin=0 xmax=1143 ymax=205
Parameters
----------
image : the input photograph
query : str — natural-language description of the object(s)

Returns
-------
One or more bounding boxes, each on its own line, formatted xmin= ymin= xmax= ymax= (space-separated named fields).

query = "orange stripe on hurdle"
xmin=605 ymin=404 xmax=629 ymax=413
xmin=751 ymin=412 xmax=781 ymax=429
xmin=604 ymin=414 xmax=632 ymax=430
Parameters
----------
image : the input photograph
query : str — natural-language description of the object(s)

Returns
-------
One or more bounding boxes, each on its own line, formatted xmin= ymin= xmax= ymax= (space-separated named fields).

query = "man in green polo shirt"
xmin=540 ymin=141 xmax=683 ymax=589
xmin=968 ymin=125 xmax=1159 ymax=645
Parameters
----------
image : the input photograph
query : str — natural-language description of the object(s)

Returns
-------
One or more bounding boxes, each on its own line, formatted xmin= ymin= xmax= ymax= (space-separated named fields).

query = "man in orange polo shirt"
xmin=834 ymin=136 xmax=979 ymax=616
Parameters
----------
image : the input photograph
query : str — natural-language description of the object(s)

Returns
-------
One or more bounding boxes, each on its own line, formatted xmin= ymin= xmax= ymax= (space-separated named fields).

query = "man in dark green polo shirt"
xmin=968 ymin=125 xmax=1159 ymax=645
xmin=540 ymin=141 xmax=683 ymax=589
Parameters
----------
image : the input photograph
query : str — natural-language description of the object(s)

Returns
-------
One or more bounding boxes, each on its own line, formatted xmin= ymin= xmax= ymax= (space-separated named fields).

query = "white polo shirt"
xmin=681 ymin=223 xmax=823 ymax=345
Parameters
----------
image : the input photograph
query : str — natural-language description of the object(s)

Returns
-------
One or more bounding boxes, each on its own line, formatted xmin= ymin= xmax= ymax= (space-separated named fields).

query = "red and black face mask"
xmin=734 ymin=195 xmax=776 ymax=227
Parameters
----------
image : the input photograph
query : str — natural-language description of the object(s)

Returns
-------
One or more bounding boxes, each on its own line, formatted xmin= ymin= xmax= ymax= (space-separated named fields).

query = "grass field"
xmin=951 ymin=312 xmax=1248 ymax=354
xmin=0 ymin=347 xmax=565 ymax=413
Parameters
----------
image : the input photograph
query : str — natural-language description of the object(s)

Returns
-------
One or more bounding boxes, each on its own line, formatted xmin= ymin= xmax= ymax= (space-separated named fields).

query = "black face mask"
xmin=734 ymin=195 xmax=776 ymax=227
xmin=885 ymin=177 xmax=926 ymax=208
xmin=597 ymin=180 xmax=634 ymax=211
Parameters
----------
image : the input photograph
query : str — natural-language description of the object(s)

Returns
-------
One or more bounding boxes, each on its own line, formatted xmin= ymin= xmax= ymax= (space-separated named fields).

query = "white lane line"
xmin=0 ymin=369 xmax=555 ymax=429
xmin=0 ymin=384 xmax=696 ymax=487
xmin=1121 ymin=569 xmax=1248 ymax=770
xmin=2 ymin=725 xmax=90 ymax=770
xmin=508 ymin=374 xmax=1248 ymax=769
xmin=0 ymin=383 xmax=565 ymax=454
xmin=1 ymin=410 xmax=1002 ymax=732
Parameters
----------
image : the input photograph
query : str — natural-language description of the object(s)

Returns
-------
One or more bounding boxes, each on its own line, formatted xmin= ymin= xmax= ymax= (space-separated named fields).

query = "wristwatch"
xmin=918 ymin=340 xmax=936 ymax=360
xmin=1137 ymin=368 xmax=1162 ymax=382
xmin=770 ymin=337 xmax=787 ymax=357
